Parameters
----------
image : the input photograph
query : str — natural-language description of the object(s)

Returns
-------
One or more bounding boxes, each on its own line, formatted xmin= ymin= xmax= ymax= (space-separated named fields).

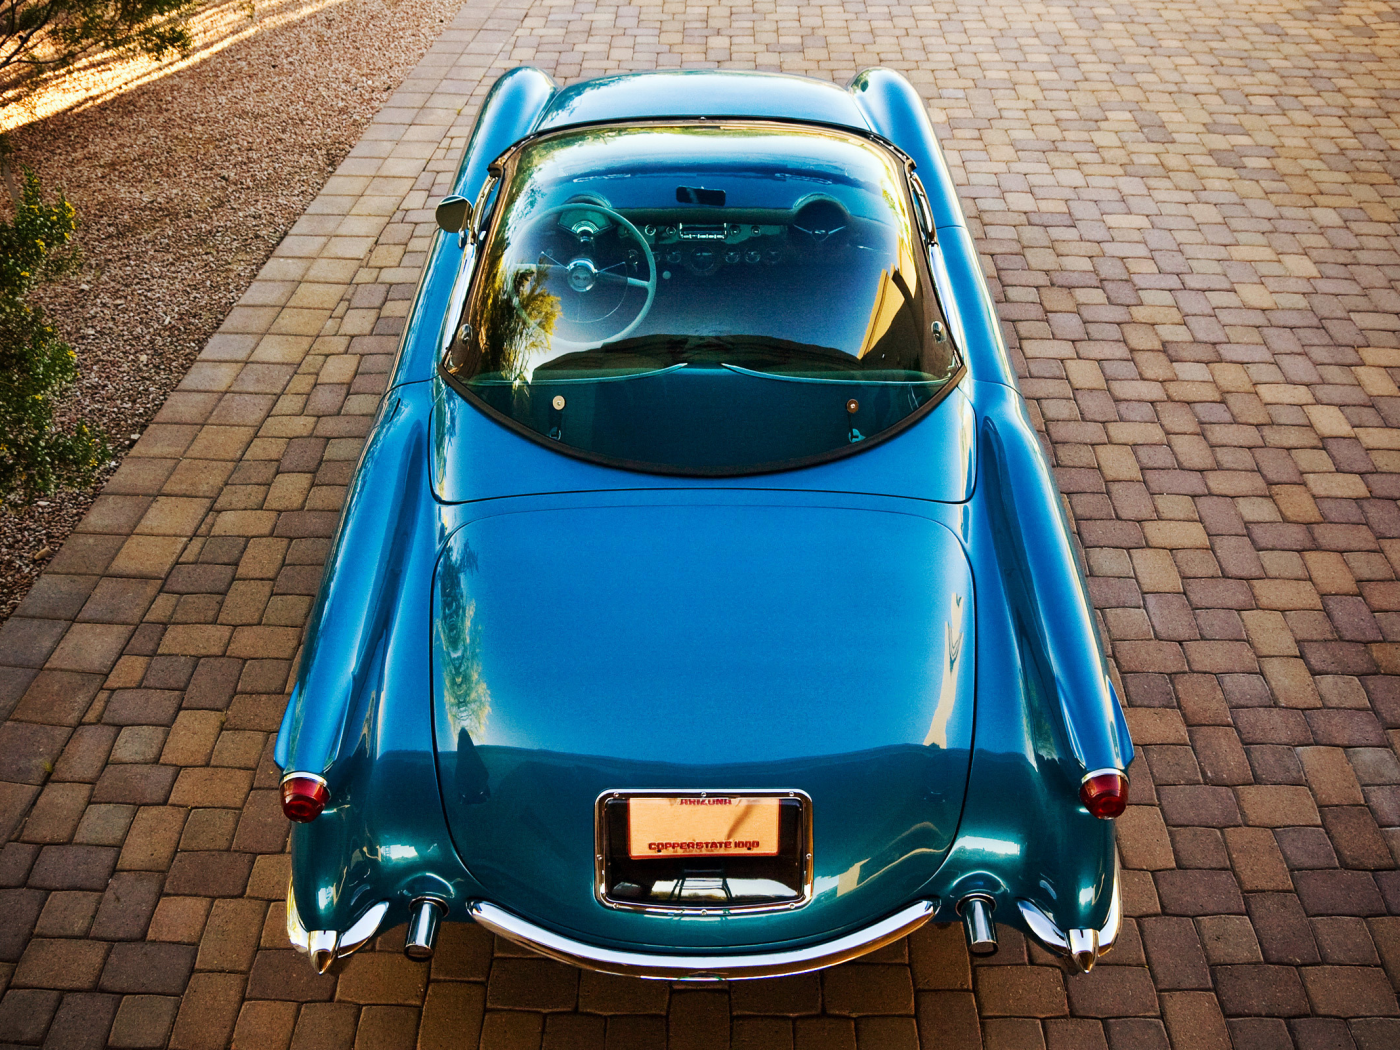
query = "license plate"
xmin=627 ymin=796 xmax=781 ymax=859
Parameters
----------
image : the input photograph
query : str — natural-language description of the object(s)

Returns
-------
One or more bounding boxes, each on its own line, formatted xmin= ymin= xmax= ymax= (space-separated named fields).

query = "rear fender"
xmin=931 ymin=381 xmax=1131 ymax=935
xmin=274 ymin=387 xmax=478 ymax=932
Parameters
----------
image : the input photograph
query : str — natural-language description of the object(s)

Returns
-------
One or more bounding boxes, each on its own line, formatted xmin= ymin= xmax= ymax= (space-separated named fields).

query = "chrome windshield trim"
xmin=468 ymin=899 xmax=936 ymax=980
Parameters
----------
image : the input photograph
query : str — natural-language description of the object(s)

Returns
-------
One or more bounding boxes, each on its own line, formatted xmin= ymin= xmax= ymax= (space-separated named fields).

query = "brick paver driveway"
xmin=4 ymin=0 xmax=1400 ymax=1046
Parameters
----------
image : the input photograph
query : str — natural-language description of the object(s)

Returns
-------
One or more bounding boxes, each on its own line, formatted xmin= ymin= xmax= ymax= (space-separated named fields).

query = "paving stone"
xmin=1153 ymin=870 xmax=1245 ymax=916
xmin=148 ymin=896 xmax=213 ymax=945
xmin=30 ymin=890 xmax=98 ymax=942
xmin=334 ymin=951 xmax=428 ymax=1007
xmin=231 ymin=999 xmax=299 ymax=1050
xmin=1139 ymin=917 xmax=1211 ymax=991
xmin=729 ymin=973 xmax=820 ymax=1016
xmin=479 ymin=1010 xmax=544 ymax=1050
xmin=908 ymin=924 xmax=972 ymax=991
xmin=915 ymin=991 xmax=981 ymax=1049
xmin=26 ymin=844 xmax=117 ymax=891
xmin=91 ymin=763 xmax=178 ymax=805
xmin=0 ymin=986 xmax=61 ymax=1043
xmin=793 ymin=1016 xmax=854 ymax=1050
xmin=822 ymin=964 xmax=914 ymax=1016
xmin=12 ymin=670 xmax=104 ymax=727
xmin=15 ymin=575 xmax=98 ymax=622
xmin=419 ymin=982 xmax=484 ymax=1050
xmin=0 ymin=722 xmax=69 ymax=785
xmin=19 ymin=781 xmax=90 ymax=844
xmin=1064 ymin=968 xmax=1159 ymax=1019
xmin=575 ymin=970 xmax=668 ymax=1015
xmin=90 ymin=872 xmax=163 ymax=941
xmin=0 ymin=888 xmax=45 ymax=961
xmin=428 ymin=920 xmax=493 ymax=982
xmin=980 ymin=1017 xmax=1045 ymax=1050
xmin=974 ymin=967 xmax=1067 ymax=1018
xmin=1213 ymin=965 xmax=1311 ymax=1018
xmin=1320 ymin=806 xmax=1394 ymax=869
xmin=1102 ymin=1018 xmax=1169 ymax=1050
xmin=163 ymin=850 xmax=254 ymax=897
xmin=1246 ymin=894 xmax=1322 ymax=966
xmin=0 ymin=842 xmax=38 ymax=887
xmin=100 ymin=942 xmax=197 ymax=995
xmin=1300 ymin=966 xmax=1400 ymax=1019
xmin=246 ymin=950 xmax=335 ymax=1003
xmin=116 ymin=806 xmax=186 ymax=871
xmin=168 ymin=972 xmax=245 ymax=1050
xmin=12 ymin=937 xmax=111 ymax=990
xmin=1043 ymin=1019 xmax=1107 ymax=1050
xmin=108 ymin=993 xmax=181 ymax=1049
xmin=0 ymin=618 xmax=68 ymax=669
xmin=41 ymin=991 xmax=120 ymax=1050
xmin=1351 ymin=1019 xmax=1400 ymax=1050
xmin=178 ymin=809 xmax=236 ymax=853
xmin=193 ymin=898 xmax=265 ymax=974
xmin=854 ymin=1017 xmax=917 ymax=1050
xmin=0 ymin=781 xmax=39 ymax=847
xmin=486 ymin=956 xmax=579 ymax=1012
xmin=669 ymin=992 xmax=729 ymax=1050
xmin=1294 ymin=871 xmax=1388 ymax=917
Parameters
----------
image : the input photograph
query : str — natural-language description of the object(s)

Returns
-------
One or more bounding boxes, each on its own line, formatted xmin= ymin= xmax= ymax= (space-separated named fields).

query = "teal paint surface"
xmin=277 ymin=66 xmax=1132 ymax=955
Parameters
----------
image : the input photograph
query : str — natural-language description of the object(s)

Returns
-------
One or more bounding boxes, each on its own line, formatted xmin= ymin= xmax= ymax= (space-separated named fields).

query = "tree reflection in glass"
xmin=440 ymin=122 xmax=964 ymax=473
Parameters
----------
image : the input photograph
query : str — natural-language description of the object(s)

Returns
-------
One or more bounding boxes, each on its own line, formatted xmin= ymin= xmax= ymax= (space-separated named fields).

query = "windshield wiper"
xmin=470 ymin=363 xmax=688 ymax=386
xmin=720 ymin=364 xmax=945 ymax=386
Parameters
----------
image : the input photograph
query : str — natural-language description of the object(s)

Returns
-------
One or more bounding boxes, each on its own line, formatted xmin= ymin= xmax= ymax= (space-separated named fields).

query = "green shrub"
xmin=0 ymin=157 xmax=106 ymax=502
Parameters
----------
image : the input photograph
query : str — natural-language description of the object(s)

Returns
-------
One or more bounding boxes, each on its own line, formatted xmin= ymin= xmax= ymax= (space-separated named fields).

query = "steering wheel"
xmin=507 ymin=203 xmax=657 ymax=348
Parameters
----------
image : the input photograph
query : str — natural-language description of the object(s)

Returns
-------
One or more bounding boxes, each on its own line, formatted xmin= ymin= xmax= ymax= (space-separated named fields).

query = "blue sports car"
xmin=275 ymin=66 xmax=1135 ymax=980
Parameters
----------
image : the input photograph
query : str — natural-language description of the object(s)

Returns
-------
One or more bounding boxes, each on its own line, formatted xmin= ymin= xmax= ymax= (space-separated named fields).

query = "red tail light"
xmin=1080 ymin=771 xmax=1128 ymax=819
xmin=281 ymin=775 xmax=330 ymax=822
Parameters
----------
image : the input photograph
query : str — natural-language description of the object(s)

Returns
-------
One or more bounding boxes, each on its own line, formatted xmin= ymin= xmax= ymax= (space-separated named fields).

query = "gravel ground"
xmin=0 ymin=0 xmax=464 ymax=624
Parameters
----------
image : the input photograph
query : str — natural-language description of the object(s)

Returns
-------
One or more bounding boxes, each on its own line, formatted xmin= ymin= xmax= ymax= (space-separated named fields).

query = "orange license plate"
xmin=628 ymin=796 xmax=781 ymax=859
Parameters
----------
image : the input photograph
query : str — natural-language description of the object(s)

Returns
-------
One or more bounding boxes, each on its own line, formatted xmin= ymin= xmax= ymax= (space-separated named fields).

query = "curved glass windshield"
xmin=443 ymin=122 xmax=961 ymax=474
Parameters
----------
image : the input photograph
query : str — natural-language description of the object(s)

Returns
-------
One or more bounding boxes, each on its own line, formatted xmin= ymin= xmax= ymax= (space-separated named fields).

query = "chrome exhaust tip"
xmin=957 ymin=895 xmax=998 ymax=955
xmin=405 ymin=898 xmax=447 ymax=961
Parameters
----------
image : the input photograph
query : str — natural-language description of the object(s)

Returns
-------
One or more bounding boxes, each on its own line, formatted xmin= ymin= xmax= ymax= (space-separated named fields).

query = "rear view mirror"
xmin=436 ymin=195 xmax=473 ymax=235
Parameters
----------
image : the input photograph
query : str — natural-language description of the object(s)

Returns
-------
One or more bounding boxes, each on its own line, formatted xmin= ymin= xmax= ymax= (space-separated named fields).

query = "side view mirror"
xmin=435 ymin=195 xmax=473 ymax=236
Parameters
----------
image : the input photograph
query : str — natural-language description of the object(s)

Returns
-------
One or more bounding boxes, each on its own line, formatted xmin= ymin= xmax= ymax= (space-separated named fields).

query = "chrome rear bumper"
xmin=288 ymin=861 xmax=1116 ymax=977
xmin=468 ymin=899 xmax=937 ymax=980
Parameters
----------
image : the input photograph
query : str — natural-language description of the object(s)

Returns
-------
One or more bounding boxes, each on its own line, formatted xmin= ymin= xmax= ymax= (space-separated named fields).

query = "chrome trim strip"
xmin=286 ymin=882 xmax=309 ymax=953
xmin=339 ymin=901 xmax=391 ymax=956
xmin=280 ymin=771 xmax=329 ymax=788
xmin=285 ymin=881 xmax=388 ymax=964
xmin=1017 ymin=897 xmax=1068 ymax=953
xmin=593 ymin=788 xmax=814 ymax=915
xmin=1017 ymin=852 xmax=1122 ymax=970
xmin=1080 ymin=767 xmax=1127 ymax=785
xmin=468 ymin=899 xmax=937 ymax=980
